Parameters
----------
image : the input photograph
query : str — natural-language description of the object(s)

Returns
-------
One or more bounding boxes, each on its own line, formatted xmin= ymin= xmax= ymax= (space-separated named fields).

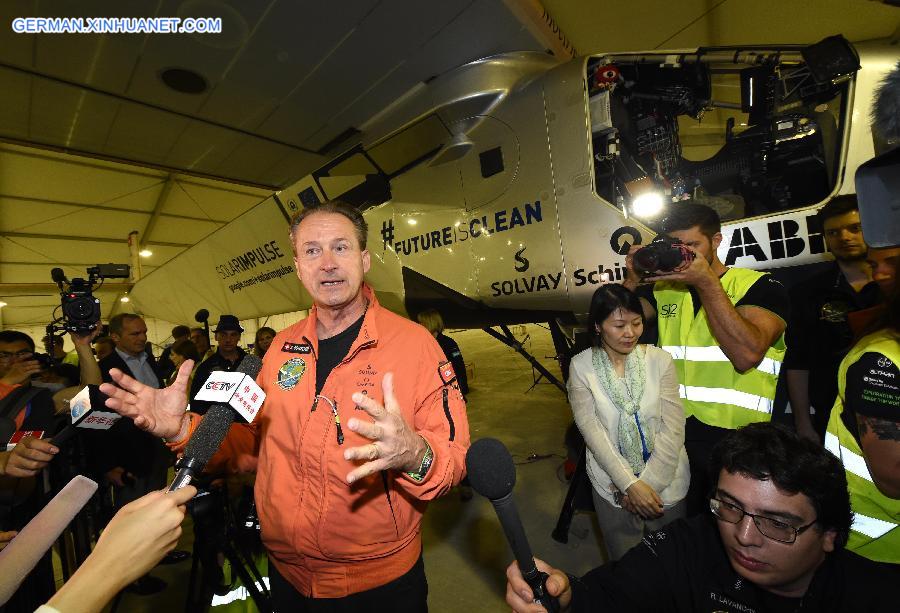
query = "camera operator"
xmin=624 ymin=202 xmax=789 ymax=516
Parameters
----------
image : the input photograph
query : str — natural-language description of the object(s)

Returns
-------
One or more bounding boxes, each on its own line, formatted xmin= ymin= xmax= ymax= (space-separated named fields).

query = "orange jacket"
xmin=205 ymin=286 xmax=470 ymax=597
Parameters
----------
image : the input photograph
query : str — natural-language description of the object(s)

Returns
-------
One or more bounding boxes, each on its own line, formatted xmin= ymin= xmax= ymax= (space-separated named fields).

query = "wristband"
xmin=163 ymin=413 xmax=197 ymax=448
xmin=403 ymin=440 xmax=434 ymax=483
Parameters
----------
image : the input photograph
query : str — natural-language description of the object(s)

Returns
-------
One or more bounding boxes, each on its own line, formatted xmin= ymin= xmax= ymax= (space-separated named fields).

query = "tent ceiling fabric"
xmin=0 ymin=142 xmax=272 ymax=328
xmin=1 ymin=0 xmax=898 ymax=331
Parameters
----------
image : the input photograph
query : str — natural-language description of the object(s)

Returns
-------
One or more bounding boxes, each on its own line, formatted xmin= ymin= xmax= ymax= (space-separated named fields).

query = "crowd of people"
xmin=0 ymin=146 xmax=895 ymax=613
xmin=505 ymin=197 xmax=898 ymax=612
xmin=0 ymin=187 xmax=894 ymax=611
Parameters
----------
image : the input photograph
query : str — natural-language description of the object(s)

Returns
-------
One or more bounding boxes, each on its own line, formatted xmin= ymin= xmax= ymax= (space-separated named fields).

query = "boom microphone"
xmin=466 ymin=438 xmax=559 ymax=612
xmin=168 ymin=359 xmax=265 ymax=491
xmin=0 ymin=475 xmax=98 ymax=604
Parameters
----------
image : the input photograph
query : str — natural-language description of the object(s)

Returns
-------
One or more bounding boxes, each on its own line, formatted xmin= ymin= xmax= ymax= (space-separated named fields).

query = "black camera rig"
xmin=46 ymin=264 xmax=130 ymax=339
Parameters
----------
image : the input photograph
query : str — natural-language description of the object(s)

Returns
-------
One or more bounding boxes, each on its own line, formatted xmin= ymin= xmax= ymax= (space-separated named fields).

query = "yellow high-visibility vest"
xmin=654 ymin=268 xmax=785 ymax=429
xmin=825 ymin=329 xmax=900 ymax=564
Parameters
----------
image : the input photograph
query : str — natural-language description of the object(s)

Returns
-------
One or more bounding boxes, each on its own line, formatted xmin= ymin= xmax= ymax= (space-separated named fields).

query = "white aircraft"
xmin=132 ymin=34 xmax=897 ymax=380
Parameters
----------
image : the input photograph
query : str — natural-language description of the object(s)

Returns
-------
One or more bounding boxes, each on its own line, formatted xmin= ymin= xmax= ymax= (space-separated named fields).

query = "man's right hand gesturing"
xmin=100 ymin=359 xmax=195 ymax=440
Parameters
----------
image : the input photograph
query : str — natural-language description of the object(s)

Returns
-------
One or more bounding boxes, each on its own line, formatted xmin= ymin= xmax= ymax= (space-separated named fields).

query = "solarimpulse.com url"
xmin=11 ymin=17 xmax=222 ymax=34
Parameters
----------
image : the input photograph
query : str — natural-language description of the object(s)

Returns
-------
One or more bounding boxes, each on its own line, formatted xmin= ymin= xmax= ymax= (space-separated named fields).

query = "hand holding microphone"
xmin=43 ymin=485 xmax=196 ymax=613
xmin=506 ymin=559 xmax=572 ymax=613
xmin=466 ymin=438 xmax=561 ymax=613
xmin=0 ymin=435 xmax=58 ymax=478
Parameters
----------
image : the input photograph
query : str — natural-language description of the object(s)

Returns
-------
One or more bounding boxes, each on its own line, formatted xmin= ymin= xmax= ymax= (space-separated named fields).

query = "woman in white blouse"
xmin=568 ymin=284 xmax=689 ymax=561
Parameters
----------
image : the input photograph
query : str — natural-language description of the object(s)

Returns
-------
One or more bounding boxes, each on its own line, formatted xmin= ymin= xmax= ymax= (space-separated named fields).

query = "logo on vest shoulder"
xmin=282 ymin=342 xmax=311 ymax=354
xmin=276 ymin=358 xmax=306 ymax=391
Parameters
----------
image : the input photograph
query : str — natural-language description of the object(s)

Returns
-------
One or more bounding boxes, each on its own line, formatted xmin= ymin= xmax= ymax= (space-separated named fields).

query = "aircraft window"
xmin=480 ymin=147 xmax=504 ymax=178
xmin=587 ymin=52 xmax=850 ymax=229
xmin=367 ymin=115 xmax=451 ymax=176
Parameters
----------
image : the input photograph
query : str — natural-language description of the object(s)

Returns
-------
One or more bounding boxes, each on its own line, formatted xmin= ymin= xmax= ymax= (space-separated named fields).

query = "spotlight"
xmin=624 ymin=176 xmax=665 ymax=218
xmin=139 ymin=249 xmax=153 ymax=257
xmin=120 ymin=296 xmax=130 ymax=303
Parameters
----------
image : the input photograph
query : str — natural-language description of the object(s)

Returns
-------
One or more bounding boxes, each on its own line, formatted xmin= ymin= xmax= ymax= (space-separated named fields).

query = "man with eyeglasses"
xmin=0 ymin=329 xmax=99 ymax=478
xmin=506 ymin=423 xmax=897 ymax=612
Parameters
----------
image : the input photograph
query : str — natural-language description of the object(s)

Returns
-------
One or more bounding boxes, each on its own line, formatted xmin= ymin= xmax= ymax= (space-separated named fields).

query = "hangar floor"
xmin=93 ymin=324 xmax=607 ymax=612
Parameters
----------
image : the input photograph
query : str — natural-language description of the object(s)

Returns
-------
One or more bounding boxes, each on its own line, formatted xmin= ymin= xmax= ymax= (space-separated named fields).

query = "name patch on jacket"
xmin=277 ymin=358 xmax=306 ymax=390
xmin=282 ymin=342 xmax=312 ymax=354
xmin=438 ymin=361 xmax=456 ymax=385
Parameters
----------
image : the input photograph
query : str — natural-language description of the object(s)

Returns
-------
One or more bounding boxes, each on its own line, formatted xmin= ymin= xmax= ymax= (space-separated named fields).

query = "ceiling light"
xmin=407 ymin=219 xmax=417 ymax=226
xmin=0 ymin=301 xmax=6 ymax=308
xmin=139 ymin=249 xmax=153 ymax=257
xmin=120 ymin=296 xmax=130 ymax=303
xmin=159 ymin=67 xmax=208 ymax=94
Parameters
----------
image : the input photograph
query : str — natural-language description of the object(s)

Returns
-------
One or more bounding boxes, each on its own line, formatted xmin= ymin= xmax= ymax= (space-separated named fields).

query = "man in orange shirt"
xmin=102 ymin=201 xmax=470 ymax=611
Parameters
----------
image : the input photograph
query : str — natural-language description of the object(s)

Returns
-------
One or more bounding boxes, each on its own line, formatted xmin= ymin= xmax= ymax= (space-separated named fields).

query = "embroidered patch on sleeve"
xmin=438 ymin=361 xmax=456 ymax=385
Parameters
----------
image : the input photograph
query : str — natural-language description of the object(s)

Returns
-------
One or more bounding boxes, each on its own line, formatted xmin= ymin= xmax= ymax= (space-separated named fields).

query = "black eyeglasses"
xmin=710 ymin=498 xmax=817 ymax=544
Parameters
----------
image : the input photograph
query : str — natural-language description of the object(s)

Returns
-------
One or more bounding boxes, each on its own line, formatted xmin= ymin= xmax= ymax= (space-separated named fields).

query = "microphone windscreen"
xmin=873 ymin=61 xmax=900 ymax=144
xmin=237 ymin=354 xmax=262 ymax=379
xmin=50 ymin=268 xmax=66 ymax=284
xmin=466 ymin=437 xmax=516 ymax=501
xmin=195 ymin=309 xmax=210 ymax=323
xmin=0 ymin=475 xmax=98 ymax=604
xmin=182 ymin=404 xmax=235 ymax=470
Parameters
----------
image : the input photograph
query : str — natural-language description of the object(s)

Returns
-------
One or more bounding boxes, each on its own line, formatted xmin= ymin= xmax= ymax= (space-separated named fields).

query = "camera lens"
xmin=65 ymin=297 xmax=95 ymax=319
xmin=632 ymin=248 xmax=660 ymax=274
xmin=656 ymin=248 xmax=687 ymax=272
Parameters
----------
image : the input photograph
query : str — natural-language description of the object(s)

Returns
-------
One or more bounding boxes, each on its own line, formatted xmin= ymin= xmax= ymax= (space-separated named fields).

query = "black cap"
xmin=213 ymin=314 xmax=244 ymax=333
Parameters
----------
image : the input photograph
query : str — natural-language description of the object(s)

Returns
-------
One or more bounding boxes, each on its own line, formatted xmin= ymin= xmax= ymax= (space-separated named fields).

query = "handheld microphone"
xmin=466 ymin=438 xmax=559 ymax=613
xmin=0 ymin=475 xmax=98 ymax=604
xmin=168 ymin=360 xmax=265 ymax=491
xmin=50 ymin=385 xmax=119 ymax=446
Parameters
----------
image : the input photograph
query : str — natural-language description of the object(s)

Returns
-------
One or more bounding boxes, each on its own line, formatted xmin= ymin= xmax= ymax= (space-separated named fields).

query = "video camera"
xmin=632 ymin=235 xmax=695 ymax=277
xmin=48 ymin=264 xmax=130 ymax=336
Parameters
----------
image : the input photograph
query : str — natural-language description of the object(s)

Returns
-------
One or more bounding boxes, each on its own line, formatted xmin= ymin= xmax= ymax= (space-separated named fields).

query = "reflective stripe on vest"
xmin=661 ymin=345 xmax=782 ymax=376
xmin=678 ymin=385 xmax=774 ymax=414
xmin=824 ymin=432 xmax=873 ymax=483
xmin=850 ymin=513 xmax=896 ymax=539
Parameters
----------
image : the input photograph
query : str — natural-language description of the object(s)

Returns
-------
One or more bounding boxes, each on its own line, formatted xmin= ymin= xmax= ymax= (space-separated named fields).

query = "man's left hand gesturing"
xmin=344 ymin=372 xmax=428 ymax=484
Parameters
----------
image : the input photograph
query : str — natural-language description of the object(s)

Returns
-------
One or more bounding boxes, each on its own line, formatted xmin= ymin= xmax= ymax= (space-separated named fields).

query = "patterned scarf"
xmin=592 ymin=345 xmax=652 ymax=475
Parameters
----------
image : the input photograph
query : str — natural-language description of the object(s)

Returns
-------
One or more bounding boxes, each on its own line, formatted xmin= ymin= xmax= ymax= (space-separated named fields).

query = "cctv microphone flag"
xmin=194 ymin=371 xmax=266 ymax=424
